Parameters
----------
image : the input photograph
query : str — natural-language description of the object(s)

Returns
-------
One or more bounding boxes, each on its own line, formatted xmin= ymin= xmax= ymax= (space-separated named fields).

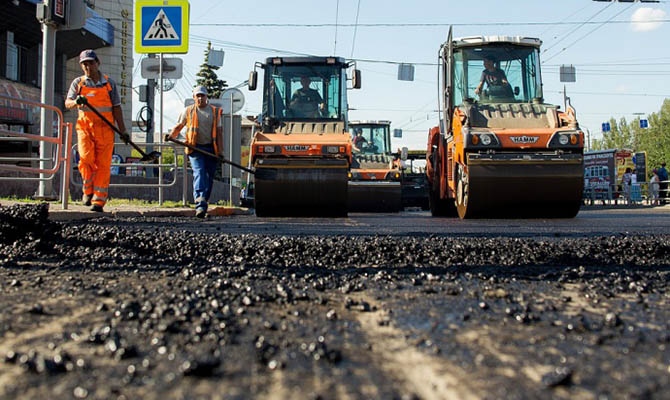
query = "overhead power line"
xmin=541 ymin=1 xmax=614 ymax=55
xmin=190 ymin=19 xmax=670 ymax=28
xmin=350 ymin=0 xmax=362 ymax=58
xmin=333 ymin=0 xmax=340 ymax=55
xmin=539 ymin=2 xmax=595 ymax=37
xmin=543 ymin=1 xmax=637 ymax=63
xmin=546 ymin=90 xmax=670 ymax=97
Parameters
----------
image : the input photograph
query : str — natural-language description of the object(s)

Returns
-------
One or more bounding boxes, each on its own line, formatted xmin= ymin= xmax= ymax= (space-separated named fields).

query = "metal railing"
xmin=583 ymin=180 xmax=670 ymax=206
xmin=70 ymin=142 xmax=189 ymax=205
xmin=0 ymin=95 xmax=73 ymax=209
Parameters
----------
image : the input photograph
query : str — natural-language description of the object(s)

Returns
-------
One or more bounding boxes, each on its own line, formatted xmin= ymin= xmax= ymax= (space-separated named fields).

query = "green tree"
xmin=596 ymin=117 xmax=634 ymax=150
xmin=641 ymin=99 xmax=670 ymax=173
xmin=594 ymin=98 xmax=670 ymax=177
xmin=195 ymin=42 xmax=227 ymax=98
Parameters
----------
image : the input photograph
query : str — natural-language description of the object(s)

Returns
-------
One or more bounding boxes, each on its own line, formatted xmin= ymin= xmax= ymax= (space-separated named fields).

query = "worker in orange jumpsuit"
xmin=65 ymin=50 xmax=128 ymax=212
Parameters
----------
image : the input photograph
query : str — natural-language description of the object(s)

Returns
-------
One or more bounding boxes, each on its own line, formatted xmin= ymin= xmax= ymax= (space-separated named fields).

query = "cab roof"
xmin=349 ymin=120 xmax=391 ymax=126
xmin=264 ymin=56 xmax=348 ymax=66
xmin=453 ymin=36 xmax=542 ymax=48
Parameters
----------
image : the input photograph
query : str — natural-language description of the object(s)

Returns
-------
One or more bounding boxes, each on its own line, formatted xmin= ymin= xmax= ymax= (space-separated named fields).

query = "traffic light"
xmin=36 ymin=0 xmax=87 ymax=29
xmin=51 ymin=0 xmax=66 ymax=25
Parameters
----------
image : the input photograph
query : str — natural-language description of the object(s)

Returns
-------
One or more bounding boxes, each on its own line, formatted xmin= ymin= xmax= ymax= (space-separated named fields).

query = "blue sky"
xmin=132 ymin=0 xmax=670 ymax=150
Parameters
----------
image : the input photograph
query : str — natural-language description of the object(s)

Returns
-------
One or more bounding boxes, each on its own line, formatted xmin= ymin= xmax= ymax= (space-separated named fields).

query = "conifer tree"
xmin=195 ymin=42 xmax=227 ymax=99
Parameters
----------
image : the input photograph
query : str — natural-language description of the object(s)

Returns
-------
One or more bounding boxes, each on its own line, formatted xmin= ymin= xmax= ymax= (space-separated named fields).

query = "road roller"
xmin=248 ymin=57 xmax=361 ymax=217
xmin=426 ymin=28 xmax=584 ymax=219
xmin=348 ymin=120 xmax=403 ymax=212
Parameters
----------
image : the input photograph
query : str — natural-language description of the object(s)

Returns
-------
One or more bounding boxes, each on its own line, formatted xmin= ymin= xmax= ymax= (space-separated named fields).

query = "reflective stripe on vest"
xmin=77 ymin=75 xmax=114 ymax=124
xmin=184 ymin=104 xmax=220 ymax=155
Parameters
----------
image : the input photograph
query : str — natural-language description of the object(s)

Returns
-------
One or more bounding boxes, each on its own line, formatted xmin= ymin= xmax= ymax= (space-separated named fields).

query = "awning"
xmin=5 ymin=0 xmax=114 ymax=56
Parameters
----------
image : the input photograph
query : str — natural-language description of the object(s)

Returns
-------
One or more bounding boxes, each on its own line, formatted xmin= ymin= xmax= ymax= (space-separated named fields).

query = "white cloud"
xmin=631 ymin=8 xmax=666 ymax=32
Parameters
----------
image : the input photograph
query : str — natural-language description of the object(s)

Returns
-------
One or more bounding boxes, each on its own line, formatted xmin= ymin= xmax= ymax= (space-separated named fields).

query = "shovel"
xmin=165 ymin=136 xmax=276 ymax=180
xmin=76 ymin=96 xmax=161 ymax=163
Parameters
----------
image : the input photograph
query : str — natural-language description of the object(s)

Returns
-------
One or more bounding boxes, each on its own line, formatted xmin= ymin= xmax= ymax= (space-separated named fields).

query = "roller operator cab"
xmin=348 ymin=121 xmax=403 ymax=212
xmin=426 ymin=30 xmax=584 ymax=219
xmin=248 ymin=57 xmax=361 ymax=217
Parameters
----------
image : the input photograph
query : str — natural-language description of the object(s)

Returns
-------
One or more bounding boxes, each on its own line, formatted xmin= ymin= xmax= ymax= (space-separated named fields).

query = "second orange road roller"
xmin=348 ymin=120 xmax=403 ymax=212
xmin=248 ymin=56 xmax=361 ymax=217
xmin=426 ymin=28 xmax=584 ymax=219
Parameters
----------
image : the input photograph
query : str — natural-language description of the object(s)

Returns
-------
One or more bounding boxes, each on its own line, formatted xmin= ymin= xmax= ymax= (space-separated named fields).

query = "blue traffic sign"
xmin=640 ymin=119 xmax=648 ymax=129
xmin=602 ymin=122 xmax=611 ymax=132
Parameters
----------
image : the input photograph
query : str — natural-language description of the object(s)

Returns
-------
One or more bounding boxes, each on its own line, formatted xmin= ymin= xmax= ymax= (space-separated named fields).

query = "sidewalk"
xmin=0 ymin=200 xmax=251 ymax=221
xmin=581 ymin=201 xmax=670 ymax=211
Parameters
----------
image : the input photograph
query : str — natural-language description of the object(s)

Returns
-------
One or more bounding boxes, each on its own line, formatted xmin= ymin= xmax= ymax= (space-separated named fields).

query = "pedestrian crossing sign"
xmin=135 ymin=0 xmax=190 ymax=54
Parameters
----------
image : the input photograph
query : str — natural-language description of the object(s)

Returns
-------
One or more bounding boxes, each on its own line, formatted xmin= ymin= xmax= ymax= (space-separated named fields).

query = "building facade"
xmin=1 ymin=0 xmax=132 ymax=157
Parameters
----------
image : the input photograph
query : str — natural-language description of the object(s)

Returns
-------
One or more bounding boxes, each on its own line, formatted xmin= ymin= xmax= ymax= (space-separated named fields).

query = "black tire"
xmin=429 ymin=185 xmax=456 ymax=217
xmin=455 ymin=164 xmax=473 ymax=219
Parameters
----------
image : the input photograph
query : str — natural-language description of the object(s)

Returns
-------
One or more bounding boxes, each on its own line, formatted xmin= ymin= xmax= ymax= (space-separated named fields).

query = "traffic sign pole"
xmin=159 ymin=52 xmax=164 ymax=205
xmin=229 ymin=101 xmax=233 ymax=205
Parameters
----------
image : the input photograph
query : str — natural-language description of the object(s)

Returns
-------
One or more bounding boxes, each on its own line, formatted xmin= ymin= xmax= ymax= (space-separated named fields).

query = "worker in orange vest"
xmin=166 ymin=86 xmax=223 ymax=218
xmin=65 ymin=49 xmax=128 ymax=212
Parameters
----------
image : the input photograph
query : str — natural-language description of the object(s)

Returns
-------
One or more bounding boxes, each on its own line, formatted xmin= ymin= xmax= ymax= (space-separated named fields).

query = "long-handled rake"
xmin=165 ymin=136 xmax=275 ymax=180
xmin=76 ymin=96 xmax=161 ymax=163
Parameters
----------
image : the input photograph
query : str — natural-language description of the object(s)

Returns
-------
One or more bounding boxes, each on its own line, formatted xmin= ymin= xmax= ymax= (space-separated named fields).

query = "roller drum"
xmin=254 ymin=160 xmax=349 ymax=217
xmin=458 ymin=153 xmax=584 ymax=218
xmin=348 ymin=181 xmax=402 ymax=212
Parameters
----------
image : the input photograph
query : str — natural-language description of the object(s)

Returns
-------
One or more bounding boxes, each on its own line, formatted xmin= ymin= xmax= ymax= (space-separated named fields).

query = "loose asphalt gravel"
xmin=1 ymin=203 xmax=670 ymax=400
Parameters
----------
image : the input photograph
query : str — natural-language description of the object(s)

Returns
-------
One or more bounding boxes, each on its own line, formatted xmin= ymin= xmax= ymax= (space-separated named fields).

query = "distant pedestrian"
xmin=649 ymin=169 xmax=660 ymax=205
xmin=166 ymin=86 xmax=223 ymax=218
xmin=622 ymin=167 xmax=633 ymax=204
xmin=658 ymin=162 xmax=668 ymax=203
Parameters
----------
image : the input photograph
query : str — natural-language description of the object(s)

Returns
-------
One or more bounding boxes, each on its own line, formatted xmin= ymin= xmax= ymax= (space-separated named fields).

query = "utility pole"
xmin=35 ymin=0 xmax=87 ymax=199
xmin=35 ymin=0 xmax=58 ymax=200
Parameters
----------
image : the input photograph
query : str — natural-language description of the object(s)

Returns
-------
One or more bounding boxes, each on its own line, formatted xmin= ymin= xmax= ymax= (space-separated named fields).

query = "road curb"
xmin=0 ymin=200 xmax=253 ymax=221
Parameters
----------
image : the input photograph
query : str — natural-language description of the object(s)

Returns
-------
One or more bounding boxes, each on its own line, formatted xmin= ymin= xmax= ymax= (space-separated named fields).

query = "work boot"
xmin=195 ymin=209 xmax=207 ymax=219
xmin=90 ymin=204 xmax=104 ymax=213
xmin=82 ymin=193 xmax=92 ymax=206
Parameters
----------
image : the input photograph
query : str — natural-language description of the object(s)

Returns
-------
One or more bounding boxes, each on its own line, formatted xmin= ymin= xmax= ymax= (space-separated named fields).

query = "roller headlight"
xmin=466 ymin=131 xmax=500 ymax=148
xmin=263 ymin=145 xmax=276 ymax=153
xmin=386 ymin=171 xmax=401 ymax=180
xmin=548 ymin=130 xmax=582 ymax=148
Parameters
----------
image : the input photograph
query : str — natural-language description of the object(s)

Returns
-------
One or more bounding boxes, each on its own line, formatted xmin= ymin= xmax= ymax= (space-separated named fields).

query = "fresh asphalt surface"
xmin=90 ymin=206 xmax=670 ymax=238
xmin=2 ymin=203 xmax=670 ymax=399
